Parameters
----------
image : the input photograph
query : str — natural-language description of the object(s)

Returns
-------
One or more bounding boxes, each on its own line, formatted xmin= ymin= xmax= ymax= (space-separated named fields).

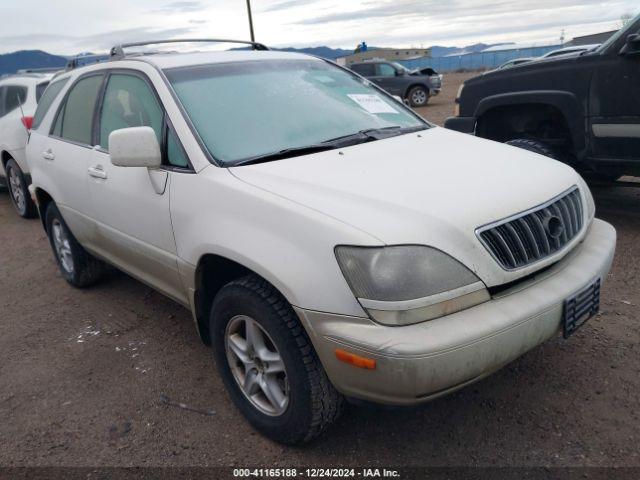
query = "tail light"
xmin=21 ymin=116 xmax=34 ymax=130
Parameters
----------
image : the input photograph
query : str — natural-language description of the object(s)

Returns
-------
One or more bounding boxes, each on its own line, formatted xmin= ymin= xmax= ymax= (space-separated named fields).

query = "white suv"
xmin=27 ymin=40 xmax=616 ymax=445
xmin=0 ymin=71 xmax=55 ymax=217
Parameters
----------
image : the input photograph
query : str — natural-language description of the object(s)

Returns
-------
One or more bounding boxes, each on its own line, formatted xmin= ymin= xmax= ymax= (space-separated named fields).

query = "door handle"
xmin=42 ymin=150 xmax=55 ymax=161
xmin=88 ymin=165 xmax=107 ymax=180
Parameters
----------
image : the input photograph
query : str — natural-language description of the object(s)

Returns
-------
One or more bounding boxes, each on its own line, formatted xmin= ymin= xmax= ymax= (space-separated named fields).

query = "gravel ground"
xmin=0 ymin=72 xmax=639 ymax=469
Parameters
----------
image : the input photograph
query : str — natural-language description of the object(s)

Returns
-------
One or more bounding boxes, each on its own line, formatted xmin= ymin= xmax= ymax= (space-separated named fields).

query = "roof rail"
xmin=109 ymin=38 xmax=269 ymax=58
xmin=16 ymin=67 xmax=62 ymax=74
xmin=66 ymin=54 xmax=109 ymax=71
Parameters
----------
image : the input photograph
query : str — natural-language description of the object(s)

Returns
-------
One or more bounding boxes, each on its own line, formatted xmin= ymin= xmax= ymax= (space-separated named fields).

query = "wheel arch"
xmin=192 ymin=252 xmax=298 ymax=346
xmin=404 ymin=82 xmax=430 ymax=98
xmin=474 ymin=91 xmax=585 ymax=158
xmin=34 ymin=187 xmax=55 ymax=231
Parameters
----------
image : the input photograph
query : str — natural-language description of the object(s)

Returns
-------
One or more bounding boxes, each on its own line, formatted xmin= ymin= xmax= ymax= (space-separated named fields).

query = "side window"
xmin=376 ymin=64 xmax=396 ymax=77
xmin=57 ymin=75 xmax=103 ymax=144
xmin=99 ymin=74 xmax=163 ymax=150
xmin=353 ymin=64 xmax=375 ymax=76
xmin=166 ymin=128 xmax=189 ymax=168
xmin=36 ymin=82 xmax=50 ymax=102
xmin=2 ymin=85 xmax=27 ymax=117
xmin=33 ymin=78 xmax=69 ymax=130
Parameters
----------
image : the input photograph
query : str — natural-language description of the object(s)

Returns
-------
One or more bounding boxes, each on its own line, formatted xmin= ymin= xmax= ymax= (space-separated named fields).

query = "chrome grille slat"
xmin=477 ymin=187 xmax=584 ymax=270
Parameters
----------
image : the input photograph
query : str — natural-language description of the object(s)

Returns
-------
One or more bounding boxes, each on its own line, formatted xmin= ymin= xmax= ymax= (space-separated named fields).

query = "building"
xmin=336 ymin=47 xmax=431 ymax=66
xmin=568 ymin=30 xmax=617 ymax=46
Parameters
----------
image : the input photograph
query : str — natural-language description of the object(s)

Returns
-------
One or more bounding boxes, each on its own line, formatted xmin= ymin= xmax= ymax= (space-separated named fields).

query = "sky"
xmin=0 ymin=0 xmax=638 ymax=55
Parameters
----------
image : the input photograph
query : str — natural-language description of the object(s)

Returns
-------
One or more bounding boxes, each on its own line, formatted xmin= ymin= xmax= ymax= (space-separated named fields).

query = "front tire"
xmin=5 ymin=159 xmax=37 ymax=219
xmin=407 ymin=86 xmax=429 ymax=107
xmin=45 ymin=203 xmax=107 ymax=288
xmin=209 ymin=275 xmax=343 ymax=445
xmin=505 ymin=138 xmax=561 ymax=160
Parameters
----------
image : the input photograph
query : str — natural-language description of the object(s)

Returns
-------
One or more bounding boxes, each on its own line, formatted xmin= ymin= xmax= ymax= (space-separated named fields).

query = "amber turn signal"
xmin=335 ymin=349 xmax=376 ymax=370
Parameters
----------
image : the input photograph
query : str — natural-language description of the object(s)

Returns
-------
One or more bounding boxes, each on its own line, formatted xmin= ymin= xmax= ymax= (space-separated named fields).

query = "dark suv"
xmin=350 ymin=61 xmax=441 ymax=107
xmin=445 ymin=13 xmax=640 ymax=181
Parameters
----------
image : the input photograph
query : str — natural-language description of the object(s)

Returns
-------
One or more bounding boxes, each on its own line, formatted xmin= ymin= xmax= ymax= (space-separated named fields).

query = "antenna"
xmin=246 ymin=0 xmax=255 ymax=43
xmin=17 ymin=94 xmax=30 ymax=135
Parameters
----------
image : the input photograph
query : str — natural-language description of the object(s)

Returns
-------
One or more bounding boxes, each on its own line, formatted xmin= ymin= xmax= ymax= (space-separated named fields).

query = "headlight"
xmin=577 ymin=177 xmax=596 ymax=222
xmin=335 ymin=245 xmax=489 ymax=326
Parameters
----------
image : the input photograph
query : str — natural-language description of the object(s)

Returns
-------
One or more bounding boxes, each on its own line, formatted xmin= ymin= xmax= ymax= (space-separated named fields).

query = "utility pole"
xmin=246 ymin=0 xmax=255 ymax=42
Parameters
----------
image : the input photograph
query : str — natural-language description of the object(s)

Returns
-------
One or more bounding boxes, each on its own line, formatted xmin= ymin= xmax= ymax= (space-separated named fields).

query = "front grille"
xmin=477 ymin=187 xmax=584 ymax=270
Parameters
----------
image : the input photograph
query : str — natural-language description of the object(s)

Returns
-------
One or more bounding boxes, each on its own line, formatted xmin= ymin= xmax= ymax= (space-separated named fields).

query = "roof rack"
xmin=109 ymin=38 xmax=269 ymax=58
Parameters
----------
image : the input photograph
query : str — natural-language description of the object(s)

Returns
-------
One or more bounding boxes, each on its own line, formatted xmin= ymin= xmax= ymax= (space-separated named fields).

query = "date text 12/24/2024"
xmin=233 ymin=468 xmax=401 ymax=478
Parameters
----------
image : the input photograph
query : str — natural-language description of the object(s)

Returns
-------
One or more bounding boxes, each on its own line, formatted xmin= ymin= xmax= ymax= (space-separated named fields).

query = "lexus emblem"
xmin=543 ymin=215 xmax=564 ymax=239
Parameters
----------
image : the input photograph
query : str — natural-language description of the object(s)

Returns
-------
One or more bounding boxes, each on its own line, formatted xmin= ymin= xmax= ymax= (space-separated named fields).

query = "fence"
xmin=399 ymin=45 xmax=561 ymax=72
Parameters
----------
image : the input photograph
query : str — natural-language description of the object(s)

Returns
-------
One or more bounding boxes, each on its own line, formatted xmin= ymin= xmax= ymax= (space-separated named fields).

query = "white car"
xmin=27 ymin=40 xmax=616 ymax=445
xmin=541 ymin=44 xmax=600 ymax=59
xmin=0 ymin=71 xmax=56 ymax=217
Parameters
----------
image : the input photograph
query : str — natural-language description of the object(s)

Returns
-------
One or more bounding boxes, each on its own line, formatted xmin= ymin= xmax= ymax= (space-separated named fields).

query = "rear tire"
xmin=209 ymin=274 xmax=343 ymax=445
xmin=505 ymin=138 xmax=561 ymax=160
xmin=45 ymin=203 xmax=107 ymax=288
xmin=407 ymin=86 xmax=429 ymax=107
xmin=5 ymin=159 xmax=37 ymax=219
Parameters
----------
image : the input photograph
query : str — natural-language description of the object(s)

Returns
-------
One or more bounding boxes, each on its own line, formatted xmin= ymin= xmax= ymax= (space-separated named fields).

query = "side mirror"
xmin=109 ymin=126 xmax=161 ymax=168
xmin=621 ymin=33 xmax=640 ymax=56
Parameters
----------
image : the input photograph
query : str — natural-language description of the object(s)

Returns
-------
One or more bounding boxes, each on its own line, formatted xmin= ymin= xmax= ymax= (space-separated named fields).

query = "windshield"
xmin=165 ymin=59 xmax=427 ymax=165
xmin=597 ymin=12 xmax=640 ymax=52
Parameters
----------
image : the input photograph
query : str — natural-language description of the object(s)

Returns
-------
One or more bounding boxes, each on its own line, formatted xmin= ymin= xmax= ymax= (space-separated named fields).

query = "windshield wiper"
xmin=233 ymin=125 xmax=428 ymax=167
xmin=233 ymin=144 xmax=340 ymax=166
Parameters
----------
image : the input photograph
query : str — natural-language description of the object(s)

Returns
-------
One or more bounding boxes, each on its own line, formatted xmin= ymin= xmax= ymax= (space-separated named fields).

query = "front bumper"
xmin=443 ymin=115 xmax=476 ymax=134
xmin=296 ymin=219 xmax=616 ymax=405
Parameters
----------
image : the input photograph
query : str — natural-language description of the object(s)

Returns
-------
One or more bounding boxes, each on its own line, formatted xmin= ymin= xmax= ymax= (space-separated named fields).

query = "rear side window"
xmin=351 ymin=64 xmax=375 ymax=76
xmin=32 ymin=78 xmax=69 ymax=130
xmin=98 ymin=74 xmax=163 ymax=150
xmin=36 ymin=82 xmax=50 ymax=102
xmin=55 ymin=75 xmax=103 ymax=145
xmin=1 ymin=85 xmax=27 ymax=117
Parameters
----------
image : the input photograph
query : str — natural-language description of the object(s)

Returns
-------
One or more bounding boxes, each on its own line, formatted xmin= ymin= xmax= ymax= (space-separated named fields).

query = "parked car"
xmin=27 ymin=39 xmax=616 ymax=445
xmin=445 ymin=13 xmax=640 ymax=180
xmin=349 ymin=61 xmax=441 ymax=107
xmin=540 ymin=44 xmax=600 ymax=59
xmin=0 ymin=71 xmax=56 ymax=217
xmin=495 ymin=57 xmax=536 ymax=70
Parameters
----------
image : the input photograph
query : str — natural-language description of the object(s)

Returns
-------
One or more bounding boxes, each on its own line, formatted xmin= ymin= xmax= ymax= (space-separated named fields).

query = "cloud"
xmin=154 ymin=1 xmax=205 ymax=13
xmin=259 ymin=0 xmax=313 ymax=12
xmin=0 ymin=26 xmax=198 ymax=55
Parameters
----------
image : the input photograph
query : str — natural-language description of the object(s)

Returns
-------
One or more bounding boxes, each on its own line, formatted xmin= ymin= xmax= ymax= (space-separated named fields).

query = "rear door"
xmin=35 ymin=73 xmax=104 ymax=244
xmin=87 ymin=70 xmax=186 ymax=304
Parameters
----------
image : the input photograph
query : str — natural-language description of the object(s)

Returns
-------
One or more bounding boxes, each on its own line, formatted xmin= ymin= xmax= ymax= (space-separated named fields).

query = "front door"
xmin=371 ymin=63 xmax=401 ymax=96
xmin=87 ymin=71 xmax=186 ymax=304
xmin=589 ymin=22 xmax=640 ymax=168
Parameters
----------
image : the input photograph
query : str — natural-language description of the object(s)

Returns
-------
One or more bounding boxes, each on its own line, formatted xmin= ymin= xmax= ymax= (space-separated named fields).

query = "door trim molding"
xmin=592 ymin=124 xmax=640 ymax=138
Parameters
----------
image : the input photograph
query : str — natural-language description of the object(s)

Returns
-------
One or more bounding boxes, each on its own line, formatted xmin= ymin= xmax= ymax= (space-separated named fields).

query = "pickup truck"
xmin=445 ymin=13 xmax=640 ymax=181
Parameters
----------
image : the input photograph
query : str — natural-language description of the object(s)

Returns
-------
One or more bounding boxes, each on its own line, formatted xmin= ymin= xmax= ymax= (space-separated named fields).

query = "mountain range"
xmin=0 ymin=43 xmax=510 ymax=75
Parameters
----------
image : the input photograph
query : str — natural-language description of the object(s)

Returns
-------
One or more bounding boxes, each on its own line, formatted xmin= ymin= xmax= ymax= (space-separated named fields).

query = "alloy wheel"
xmin=51 ymin=219 xmax=74 ymax=274
xmin=8 ymin=166 xmax=26 ymax=214
xmin=225 ymin=315 xmax=289 ymax=416
xmin=411 ymin=89 xmax=427 ymax=106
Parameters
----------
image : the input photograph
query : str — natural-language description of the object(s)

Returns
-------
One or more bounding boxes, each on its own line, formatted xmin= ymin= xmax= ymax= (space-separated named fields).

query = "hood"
xmin=230 ymin=127 xmax=584 ymax=286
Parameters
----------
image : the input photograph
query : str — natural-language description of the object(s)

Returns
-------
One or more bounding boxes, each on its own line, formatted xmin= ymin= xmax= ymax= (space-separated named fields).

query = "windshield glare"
xmin=165 ymin=59 xmax=426 ymax=165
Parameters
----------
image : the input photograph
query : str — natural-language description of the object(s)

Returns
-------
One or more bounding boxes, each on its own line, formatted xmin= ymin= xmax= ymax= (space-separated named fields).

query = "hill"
xmin=0 ymin=50 xmax=67 ymax=75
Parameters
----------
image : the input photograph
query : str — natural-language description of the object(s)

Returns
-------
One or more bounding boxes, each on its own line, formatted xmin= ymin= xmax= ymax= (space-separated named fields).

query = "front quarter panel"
xmin=170 ymin=166 xmax=381 ymax=317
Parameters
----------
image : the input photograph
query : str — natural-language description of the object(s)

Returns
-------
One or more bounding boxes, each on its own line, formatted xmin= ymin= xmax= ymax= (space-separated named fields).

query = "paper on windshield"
xmin=347 ymin=94 xmax=399 ymax=114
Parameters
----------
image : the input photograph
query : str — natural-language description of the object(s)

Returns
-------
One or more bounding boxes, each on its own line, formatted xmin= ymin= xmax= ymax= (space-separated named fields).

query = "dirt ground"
xmin=0 ymin=72 xmax=639 ymax=469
